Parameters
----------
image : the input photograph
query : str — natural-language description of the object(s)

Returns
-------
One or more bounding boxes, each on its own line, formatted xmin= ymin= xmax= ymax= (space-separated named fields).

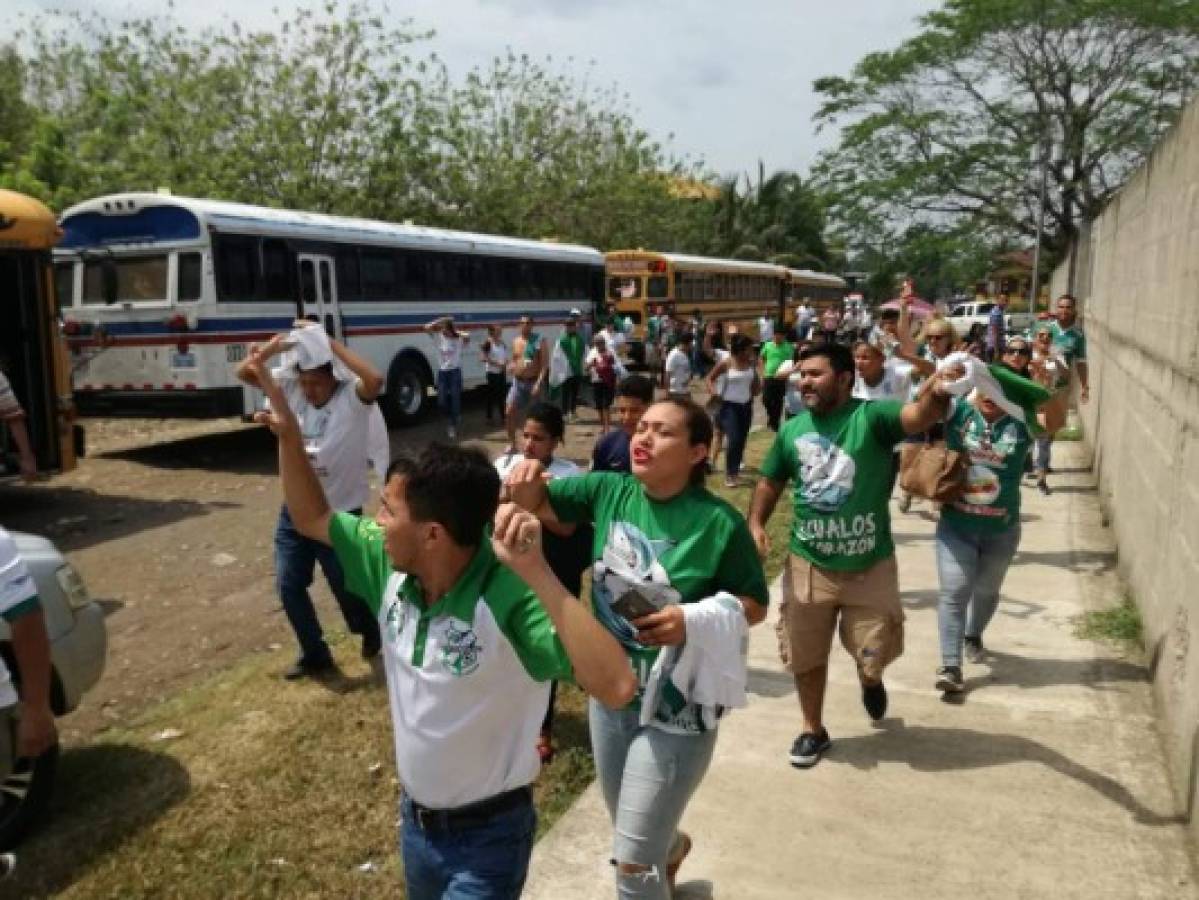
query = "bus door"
xmin=297 ymin=255 xmax=342 ymax=340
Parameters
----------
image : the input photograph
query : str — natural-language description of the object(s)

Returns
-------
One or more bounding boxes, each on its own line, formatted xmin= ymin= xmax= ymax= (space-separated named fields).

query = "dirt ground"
xmin=0 ymin=387 xmax=627 ymax=745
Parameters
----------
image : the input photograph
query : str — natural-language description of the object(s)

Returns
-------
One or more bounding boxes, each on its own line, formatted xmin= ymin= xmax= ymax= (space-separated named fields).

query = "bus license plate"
xmin=171 ymin=351 xmax=197 ymax=369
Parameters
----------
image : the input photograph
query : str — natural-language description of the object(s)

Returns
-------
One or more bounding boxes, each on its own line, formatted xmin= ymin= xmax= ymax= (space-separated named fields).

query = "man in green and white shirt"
xmin=1049 ymin=293 xmax=1089 ymax=403
xmin=243 ymin=350 xmax=635 ymax=899
xmin=749 ymin=342 xmax=960 ymax=768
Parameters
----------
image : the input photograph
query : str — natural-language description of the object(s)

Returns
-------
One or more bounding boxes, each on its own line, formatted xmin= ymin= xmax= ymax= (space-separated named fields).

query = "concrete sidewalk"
xmin=525 ymin=442 xmax=1197 ymax=899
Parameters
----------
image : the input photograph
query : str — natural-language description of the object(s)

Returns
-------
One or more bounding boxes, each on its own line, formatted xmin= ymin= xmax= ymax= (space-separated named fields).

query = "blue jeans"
xmin=274 ymin=506 xmax=378 ymax=665
xmin=437 ymin=367 xmax=463 ymax=428
xmin=719 ymin=400 xmax=753 ymax=478
xmin=590 ymin=700 xmax=718 ymax=900
xmin=399 ymin=793 xmax=536 ymax=900
xmin=935 ymin=518 xmax=1022 ymax=666
xmin=1034 ymin=434 xmax=1052 ymax=473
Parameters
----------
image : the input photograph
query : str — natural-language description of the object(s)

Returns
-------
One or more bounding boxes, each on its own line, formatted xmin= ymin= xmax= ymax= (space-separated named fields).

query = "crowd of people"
xmin=216 ymin=287 xmax=1087 ymax=899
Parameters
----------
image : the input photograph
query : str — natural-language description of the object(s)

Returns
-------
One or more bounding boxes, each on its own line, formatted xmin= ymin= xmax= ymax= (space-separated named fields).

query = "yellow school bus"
xmin=605 ymin=250 xmax=789 ymax=360
xmin=0 ymin=189 xmax=78 ymax=479
xmin=785 ymin=268 xmax=849 ymax=317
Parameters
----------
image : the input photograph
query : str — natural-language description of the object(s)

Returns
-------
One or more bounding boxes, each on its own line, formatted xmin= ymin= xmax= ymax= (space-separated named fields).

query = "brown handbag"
xmin=898 ymin=439 xmax=969 ymax=503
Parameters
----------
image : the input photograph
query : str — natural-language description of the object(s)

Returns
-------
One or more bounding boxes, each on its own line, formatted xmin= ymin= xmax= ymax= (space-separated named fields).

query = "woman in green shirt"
xmin=935 ymin=385 xmax=1061 ymax=694
xmin=504 ymin=398 xmax=768 ymax=899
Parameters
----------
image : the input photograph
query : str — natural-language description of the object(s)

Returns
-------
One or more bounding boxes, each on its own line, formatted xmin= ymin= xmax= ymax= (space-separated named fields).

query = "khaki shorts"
xmin=776 ymin=553 xmax=904 ymax=681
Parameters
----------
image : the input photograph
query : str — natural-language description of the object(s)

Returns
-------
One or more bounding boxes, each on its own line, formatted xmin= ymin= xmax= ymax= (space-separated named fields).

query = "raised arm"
xmin=899 ymin=366 xmax=959 ymax=435
xmin=246 ymin=349 xmax=333 ymax=544
xmin=234 ymin=333 xmax=289 ymax=389
xmin=329 ymin=337 xmax=383 ymax=403
xmin=492 ymin=504 xmax=637 ymax=709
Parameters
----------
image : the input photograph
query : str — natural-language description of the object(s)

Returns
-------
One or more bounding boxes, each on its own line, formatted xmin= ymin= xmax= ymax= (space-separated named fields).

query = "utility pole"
xmin=1028 ymin=132 xmax=1049 ymax=315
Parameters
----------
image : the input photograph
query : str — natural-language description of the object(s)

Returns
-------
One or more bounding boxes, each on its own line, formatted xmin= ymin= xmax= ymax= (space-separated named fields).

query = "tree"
xmin=709 ymin=164 xmax=832 ymax=267
xmin=814 ymin=0 xmax=1199 ymax=260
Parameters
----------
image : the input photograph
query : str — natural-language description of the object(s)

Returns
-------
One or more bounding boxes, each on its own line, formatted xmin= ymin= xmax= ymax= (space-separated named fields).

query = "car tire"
xmin=382 ymin=355 xmax=430 ymax=427
xmin=0 ymin=744 xmax=58 ymax=851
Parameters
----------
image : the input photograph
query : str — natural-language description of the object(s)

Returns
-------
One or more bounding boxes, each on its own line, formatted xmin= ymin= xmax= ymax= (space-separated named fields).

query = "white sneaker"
xmin=447 ymin=426 xmax=457 ymax=440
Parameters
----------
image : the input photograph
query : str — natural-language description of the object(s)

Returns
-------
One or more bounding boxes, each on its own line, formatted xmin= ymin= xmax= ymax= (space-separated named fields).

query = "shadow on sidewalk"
xmin=1013 ymin=547 xmax=1117 ymax=574
xmin=972 ymin=649 xmax=1147 ymax=692
xmin=829 ymin=719 xmax=1184 ymax=826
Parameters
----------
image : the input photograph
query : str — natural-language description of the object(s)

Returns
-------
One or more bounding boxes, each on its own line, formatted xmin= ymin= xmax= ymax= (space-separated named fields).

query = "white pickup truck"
xmin=946 ymin=301 xmax=1034 ymax=338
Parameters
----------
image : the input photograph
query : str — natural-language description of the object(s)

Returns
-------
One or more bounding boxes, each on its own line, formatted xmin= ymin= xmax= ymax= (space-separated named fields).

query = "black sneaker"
xmin=361 ymin=629 xmax=382 ymax=660
xmin=283 ymin=657 xmax=337 ymax=681
xmin=789 ymin=729 xmax=831 ymax=768
xmin=861 ymin=681 xmax=888 ymax=721
xmin=964 ymin=636 xmax=985 ymax=663
xmin=936 ymin=666 xmax=965 ymax=693
xmin=1037 ymin=479 xmax=1052 ymax=496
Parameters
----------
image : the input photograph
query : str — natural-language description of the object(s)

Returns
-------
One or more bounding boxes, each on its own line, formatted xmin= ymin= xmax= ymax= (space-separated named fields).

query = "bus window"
xmin=608 ymin=276 xmax=641 ymax=300
xmin=178 ymin=252 xmax=202 ymax=301
xmin=54 ymin=262 xmax=74 ymax=310
xmin=299 ymin=259 xmax=317 ymax=305
xmin=261 ymin=239 xmax=291 ymax=300
xmin=83 ymin=255 xmax=168 ymax=304
xmin=360 ymin=250 xmax=396 ymax=299
xmin=336 ymin=248 xmax=361 ymax=301
xmin=647 ymin=275 xmax=669 ymax=299
xmin=215 ymin=237 xmax=257 ymax=300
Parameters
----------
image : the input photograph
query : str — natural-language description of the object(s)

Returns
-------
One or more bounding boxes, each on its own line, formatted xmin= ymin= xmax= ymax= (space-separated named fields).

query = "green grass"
xmin=706 ymin=429 xmax=794 ymax=583
xmin=1074 ymin=596 xmax=1143 ymax=648
xmin=12 ymin=636 xmax=596 ymax=898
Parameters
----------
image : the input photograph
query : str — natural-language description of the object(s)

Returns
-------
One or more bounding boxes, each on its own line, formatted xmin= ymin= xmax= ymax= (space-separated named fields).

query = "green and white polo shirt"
xmin=329 ymin=513 xmax=572 ymax=809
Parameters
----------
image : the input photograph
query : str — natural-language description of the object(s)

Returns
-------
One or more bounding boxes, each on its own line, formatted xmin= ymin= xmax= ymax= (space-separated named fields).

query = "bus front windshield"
xmin=607 ymin=276 xmax=642 ymax=301
xmin=83 ymin=254 xmax=169 ymax=305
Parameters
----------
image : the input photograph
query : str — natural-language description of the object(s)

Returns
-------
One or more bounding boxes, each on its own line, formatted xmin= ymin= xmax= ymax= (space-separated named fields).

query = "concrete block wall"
xmin=1051 ymin=96 xmax=1199 ymax=831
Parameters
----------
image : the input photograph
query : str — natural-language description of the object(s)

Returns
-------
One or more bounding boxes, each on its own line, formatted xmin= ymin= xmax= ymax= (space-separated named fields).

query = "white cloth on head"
xmin=272 ymin=324 xmax=354 ymax=382
xmin=640 ymin=592 xmax=749 ymax=732
xmin=936 ymin=351 xmax=1026 ymax=423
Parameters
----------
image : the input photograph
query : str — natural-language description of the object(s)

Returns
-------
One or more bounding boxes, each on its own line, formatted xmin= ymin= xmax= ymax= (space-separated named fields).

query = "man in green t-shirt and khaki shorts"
xmin=749 ymin=343 xmax=961 ymax=768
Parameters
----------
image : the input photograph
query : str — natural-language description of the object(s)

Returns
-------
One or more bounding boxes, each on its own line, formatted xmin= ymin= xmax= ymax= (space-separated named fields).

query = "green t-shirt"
xmin=941 ymin=402 xmax=1030 ymax=532
xmin=645 ymin=316 xmax=661 ymax=344
xmin=761 ymin=340 xmax=794 ymax=378
xmin=559 ymin=332 xmax=585 ymax=375
xmin=547 ymin=472 xmax=768 ymax=733
xmin=329 ymin=512 xmax=571 ymax=681
xmin=761 ymin=398 xmax=907 ymax=572
xmin=1049 ymin=321 xmax=1087 ymax=366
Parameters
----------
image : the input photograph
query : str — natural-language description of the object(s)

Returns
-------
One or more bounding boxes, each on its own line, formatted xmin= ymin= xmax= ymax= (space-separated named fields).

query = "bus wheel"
xmin=383 ymin=356 xmax=430 ymax=426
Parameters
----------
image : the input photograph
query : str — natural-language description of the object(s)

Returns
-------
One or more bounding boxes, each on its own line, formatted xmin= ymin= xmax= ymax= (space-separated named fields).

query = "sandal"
xmin=666 ymin=831 xmax=692 ymax=892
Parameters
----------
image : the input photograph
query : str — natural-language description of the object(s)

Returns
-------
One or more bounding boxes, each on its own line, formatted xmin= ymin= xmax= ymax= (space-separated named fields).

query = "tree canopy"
xmin=814 ymin=0 xmax=1199 ymax=262
xmin=0 ymin=2 xmax=730 ymax=254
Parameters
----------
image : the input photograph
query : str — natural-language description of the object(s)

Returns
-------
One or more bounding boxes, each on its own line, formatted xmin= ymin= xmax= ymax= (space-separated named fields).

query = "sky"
xmin=6 ymin=0 xmax=941 ymax=179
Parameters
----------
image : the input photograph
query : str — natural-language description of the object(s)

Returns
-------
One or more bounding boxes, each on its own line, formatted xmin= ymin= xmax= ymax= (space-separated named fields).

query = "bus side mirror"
xmin=101 ymin=258 xmax=119 ymax=305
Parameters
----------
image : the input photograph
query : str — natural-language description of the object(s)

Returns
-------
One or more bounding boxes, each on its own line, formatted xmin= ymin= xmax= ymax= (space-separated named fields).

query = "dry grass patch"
xmin=707 ymin=429 xmax=793 ymax=582
xmin=13 ymin=640 xmax=594 ymax=898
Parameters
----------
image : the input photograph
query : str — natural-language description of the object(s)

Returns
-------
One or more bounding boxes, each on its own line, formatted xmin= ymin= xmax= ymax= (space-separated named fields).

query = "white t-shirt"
xmin=484 ymin=341 xmax=508 ymax=375
xmin=436 ymin=332 xmax=469 ymax=371
xmin=494 ymin=453 xmax=580 ymax=483
xmin=722 ymin=366 xmax=756 ymax=404
xmin=282 ymin=379 xmax=373 ymax=512
xmin=0 ymin=527 xmax=38 ymax=708
xmin=853 ymin=359 xmax=913 ymax=403
xmin=797 ymin=306 xmax=814 ymax=327
xmin=758 ymin=317 xmax=775 ymax=343
xmin=665 ymin=347 xmax=691 ymax=394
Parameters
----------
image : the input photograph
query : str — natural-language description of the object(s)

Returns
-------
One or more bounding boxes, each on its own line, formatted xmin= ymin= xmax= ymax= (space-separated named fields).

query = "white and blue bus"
xmin=53 ymin=193 xmax=604 ymax=423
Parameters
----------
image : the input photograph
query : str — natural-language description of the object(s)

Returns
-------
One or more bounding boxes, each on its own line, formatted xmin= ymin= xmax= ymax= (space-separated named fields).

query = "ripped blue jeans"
xmin=589 ymin=700 xmax=718 ymax=899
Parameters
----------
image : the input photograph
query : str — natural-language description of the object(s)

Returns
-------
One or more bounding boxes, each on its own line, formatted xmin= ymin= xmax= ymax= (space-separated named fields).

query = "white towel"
xmin=367 ymin=403 xmax=390 ymax=482
xmin=640 ymin=592 xmax=749 ymax=731
xmin=272 ymin=323 xmax=354 ymax=382
xmin=936 ymin=351 xmax=1025 ymax=423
